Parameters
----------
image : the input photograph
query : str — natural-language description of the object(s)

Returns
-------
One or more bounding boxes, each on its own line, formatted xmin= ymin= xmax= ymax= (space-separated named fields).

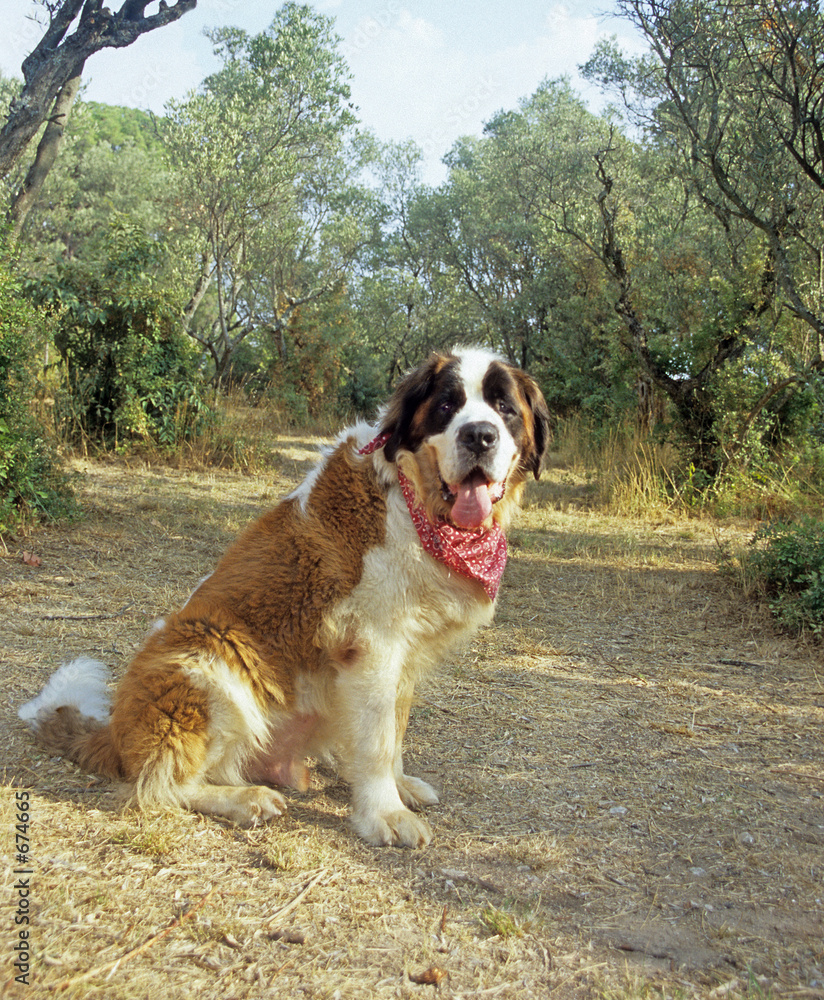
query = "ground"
xmin=1 ymin=441 xmax=822 ymax=999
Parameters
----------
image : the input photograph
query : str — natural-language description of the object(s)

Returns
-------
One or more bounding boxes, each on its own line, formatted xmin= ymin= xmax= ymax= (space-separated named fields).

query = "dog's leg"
xmin=336 ymin=654 xmax=433 ymax=848
xmin=184 ymin=784 xmax=287 ymax=827
xmin=108 ymin=662 xmax=287 ymax=829
xmin=393 ymin=693 xmax=439 ymax=811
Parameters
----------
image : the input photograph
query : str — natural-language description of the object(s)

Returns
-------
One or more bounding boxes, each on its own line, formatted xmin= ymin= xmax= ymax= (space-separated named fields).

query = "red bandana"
xmin=358 ymin=432 xmax=507 ymax=600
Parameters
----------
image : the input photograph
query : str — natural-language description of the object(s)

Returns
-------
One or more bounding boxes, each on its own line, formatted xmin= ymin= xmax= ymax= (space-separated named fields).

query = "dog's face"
xmin=381 ymin=347 xmax=551 ymax=529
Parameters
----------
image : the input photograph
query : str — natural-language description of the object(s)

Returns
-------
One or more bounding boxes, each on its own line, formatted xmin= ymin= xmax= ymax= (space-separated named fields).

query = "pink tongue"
xmin=450 ymin=470 xmax=493 ymax=529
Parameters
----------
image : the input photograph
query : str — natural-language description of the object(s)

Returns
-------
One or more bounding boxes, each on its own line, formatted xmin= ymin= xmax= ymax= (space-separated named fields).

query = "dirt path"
xmin=2 ymin=454 xmax=822 ymax=999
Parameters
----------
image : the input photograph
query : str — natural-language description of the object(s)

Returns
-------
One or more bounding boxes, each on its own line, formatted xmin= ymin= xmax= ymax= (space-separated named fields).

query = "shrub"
xmin=28 ymin=219 xmax=210 ymax=449
xmin=747 ymin=517 xmax=824 ymax=634
xmin=338 ymin=341 xmax=385 ymax=418
xmin=0 ymin=242 xmax=76 ymax=534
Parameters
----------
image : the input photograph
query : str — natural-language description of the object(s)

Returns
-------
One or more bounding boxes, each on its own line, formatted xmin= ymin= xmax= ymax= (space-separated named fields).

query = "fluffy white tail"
xmin=19 ymin=657 xmax=111 ymax=724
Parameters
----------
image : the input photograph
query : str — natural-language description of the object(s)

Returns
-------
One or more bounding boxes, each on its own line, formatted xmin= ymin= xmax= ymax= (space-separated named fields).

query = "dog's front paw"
xmin=185 ymin=784 xmax=286 ymax=827
xmin=352 ymin=807 xmax=432 ymax=848
xmin=245 ymin=786 xmax=288 ymax=826
xmin=397 ymin=774 xmax=439 ymax=810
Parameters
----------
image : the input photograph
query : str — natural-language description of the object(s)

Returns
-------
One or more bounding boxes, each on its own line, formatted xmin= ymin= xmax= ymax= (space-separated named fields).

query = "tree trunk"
xmin=0 ymin=0 xmax=196 ymax=180
xmin=8 ymin=71 xmax=82 ymax=241
xmin=181 ymin=253 xmax=215 ymax=334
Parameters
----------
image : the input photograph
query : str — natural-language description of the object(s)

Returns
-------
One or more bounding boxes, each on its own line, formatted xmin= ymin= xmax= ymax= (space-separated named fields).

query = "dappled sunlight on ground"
xmin=1 ymin=454 xmax=822 ymax=998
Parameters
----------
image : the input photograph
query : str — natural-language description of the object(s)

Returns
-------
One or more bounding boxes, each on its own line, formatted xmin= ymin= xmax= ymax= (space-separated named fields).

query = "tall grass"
xmin=42 ymin=378 xmax=336 ymax=472
xmin=164 ymin=389 xmax=285 ymax=471
xmin=551 ymin=415 xmax=824 ymax=521
xmin=552 ymin=417 xmax=679 ymax=518
xmin=553 ymin=414 xmax=824 ymax=637
xmin=142 ymin=386 xmax=326 ymax=472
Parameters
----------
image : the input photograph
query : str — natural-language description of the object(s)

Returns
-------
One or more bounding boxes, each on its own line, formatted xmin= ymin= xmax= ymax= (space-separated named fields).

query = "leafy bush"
xmin=28 ymin=219 xmax=210 ymax=449
xmin=0 ymin=242 xmax=76 ymax=533
xmin=747 ymin=517 xmax=824 ymax=634
xmin=338 ymin=341 xmax=385 ymax=417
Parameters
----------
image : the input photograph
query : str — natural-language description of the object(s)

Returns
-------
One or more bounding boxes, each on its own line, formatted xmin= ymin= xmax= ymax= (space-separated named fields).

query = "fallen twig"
xmin=49 ymin=886 xmax=214 ymax=991
xmin=716 ymin=659 xmax=765 ymax=669
xmin=770 ymin=764 xmax=824 ymax=785
xmin=264 ymin=868 xmax=329 ymax=929
xmin=568 ymin=758 xmax=621 ymax=770
xmin=417 ymin=696 xmax=459 ymax=716
xmin=42 ymin=601 xmax=136 ymax=622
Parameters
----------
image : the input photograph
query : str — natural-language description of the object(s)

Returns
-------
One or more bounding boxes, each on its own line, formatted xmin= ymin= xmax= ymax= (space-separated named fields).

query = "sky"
xmin=1 ymin=0 xmax=646 ymax=186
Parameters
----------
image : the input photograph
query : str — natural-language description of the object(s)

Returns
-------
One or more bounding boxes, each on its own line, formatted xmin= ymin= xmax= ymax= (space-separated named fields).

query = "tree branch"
xmin=0 ymin=0 xmax=197 ymax=179
xmin=7 ymin=70 xmax=82 ymax=240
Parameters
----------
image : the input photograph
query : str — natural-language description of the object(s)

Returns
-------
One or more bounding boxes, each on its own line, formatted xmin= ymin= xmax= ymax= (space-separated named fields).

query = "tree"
xmin=8 ymin=100 xmax=173 ymax=265
xmin=6 ymin=71 xmax=81 ymax=242
xmin=0 ymin=0 xmax=196 ymax=233
xmin=350 ymin=139 xmax=464 ymax=389
xmin=162 ymin=3 xmax=367 ymax=385
xmin=435 ymin=125 xmax=581 ymax=374
xmin=583 ymin=0 xmax=824 ymax=465
xmin=429 ymin=84 xmax=635 ymax=421
xmin=0 ymin=238 xmax=75 ymax=531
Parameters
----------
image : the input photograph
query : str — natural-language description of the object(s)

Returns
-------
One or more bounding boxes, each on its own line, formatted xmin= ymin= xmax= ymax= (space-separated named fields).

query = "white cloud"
xmin=345 ymin=8 xmax=498 ymax=180
xmin=344 ymin=3 xmax=643 ymax=185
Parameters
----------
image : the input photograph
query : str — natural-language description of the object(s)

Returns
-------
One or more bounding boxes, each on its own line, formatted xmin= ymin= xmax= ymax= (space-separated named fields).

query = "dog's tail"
xmin=19 ymin=658 xmax=124 ymax=780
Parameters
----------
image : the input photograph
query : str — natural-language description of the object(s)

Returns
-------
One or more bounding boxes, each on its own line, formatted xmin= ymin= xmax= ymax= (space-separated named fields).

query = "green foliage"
xmin=581 ymin=0 xmax=824 ymax=477
xmin=0 ymin=242 xmax=76 ymax=533
xmin=748 ymin=517 xmax=824 ymax=634
xmin=81 ymin=102 xmax=161 ymax=154
xmin=338 ymin=340 xmax=385 ymax=417
xmin=0 ymin=74 xmax=20 ymax=122
xmin=479 ymin=904 xmax=523 ymax=939
xmin=8 ymin=96 xmax=173 ymax=268
xmin=264 ymin=292 xmax=354 ymax=422
xmin=28 ymin=220 xmax=209 ymax=448
xmin=162 ymin=3 xmax=367 ymax=385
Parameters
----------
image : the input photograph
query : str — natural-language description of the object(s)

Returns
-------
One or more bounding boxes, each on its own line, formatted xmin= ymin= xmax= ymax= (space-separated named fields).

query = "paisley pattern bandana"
xmin=358 ymin=432 xmax=507 ymax=600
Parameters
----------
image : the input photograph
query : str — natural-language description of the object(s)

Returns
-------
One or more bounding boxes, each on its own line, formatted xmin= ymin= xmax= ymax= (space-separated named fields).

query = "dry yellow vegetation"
xmin=2 ymin=444 xmax=822 ymax=999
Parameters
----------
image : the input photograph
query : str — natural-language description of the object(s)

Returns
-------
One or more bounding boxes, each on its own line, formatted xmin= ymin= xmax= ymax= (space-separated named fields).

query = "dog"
xmin=19 ymin=346 xmax=550 ymax=847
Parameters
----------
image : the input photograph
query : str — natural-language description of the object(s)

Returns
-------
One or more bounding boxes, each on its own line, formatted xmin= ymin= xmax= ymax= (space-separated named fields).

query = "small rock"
xmin=441 ymin=868 xmax=468 ymax=880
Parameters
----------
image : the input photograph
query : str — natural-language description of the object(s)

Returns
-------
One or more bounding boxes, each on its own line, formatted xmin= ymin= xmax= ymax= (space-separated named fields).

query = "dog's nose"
xmin=458 ymin=421 xmax=499 ymax=455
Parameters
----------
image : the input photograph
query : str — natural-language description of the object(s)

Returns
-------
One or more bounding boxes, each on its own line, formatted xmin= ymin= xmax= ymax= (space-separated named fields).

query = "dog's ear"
xmin=381 ymin=353 xmax=447 ymax=463
xmin=514 ymin=370 xmax=552 ymax=480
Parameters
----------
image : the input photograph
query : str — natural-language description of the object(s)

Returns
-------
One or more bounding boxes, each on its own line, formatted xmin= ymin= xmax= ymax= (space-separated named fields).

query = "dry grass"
xmin=2 ymin=441 xmax=823 ymax=999
xmin=550 ymin=415 xmax=824 ymax=522
xmin=550 ymin=419 xmax=680 ymax=518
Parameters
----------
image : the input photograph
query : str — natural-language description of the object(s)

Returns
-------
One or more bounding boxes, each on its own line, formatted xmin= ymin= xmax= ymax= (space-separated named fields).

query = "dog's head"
xmin=380 ymin=347 xmax=551 ymax=529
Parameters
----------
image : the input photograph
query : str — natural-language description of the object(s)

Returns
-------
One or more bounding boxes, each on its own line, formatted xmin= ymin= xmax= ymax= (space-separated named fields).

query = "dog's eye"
xmin=439 ymin=400 xmax=456 ymax=415
xmin=497 ymin=399 xmax=516 ymax=416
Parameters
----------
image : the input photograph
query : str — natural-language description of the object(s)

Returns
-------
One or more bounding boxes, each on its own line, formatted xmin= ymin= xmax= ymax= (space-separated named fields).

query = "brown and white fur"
xmin=20 ymin=346 xmax=550 ymax=847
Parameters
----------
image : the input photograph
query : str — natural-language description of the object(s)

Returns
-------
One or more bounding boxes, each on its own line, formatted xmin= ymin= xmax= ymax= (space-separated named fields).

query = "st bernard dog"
xmin=20 ymin=346 xmax=550 ymax=847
